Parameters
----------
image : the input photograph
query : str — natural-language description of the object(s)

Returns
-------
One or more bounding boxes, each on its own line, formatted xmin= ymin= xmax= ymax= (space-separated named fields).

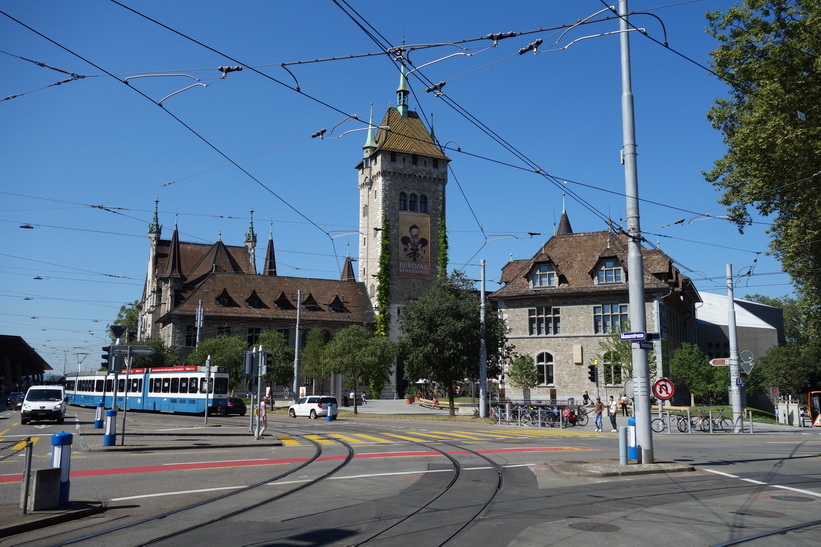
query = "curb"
xmin=0 ymin=501 xmax=107 ymax=539
xmin=546 ymin=459 xmax=696 ymax=477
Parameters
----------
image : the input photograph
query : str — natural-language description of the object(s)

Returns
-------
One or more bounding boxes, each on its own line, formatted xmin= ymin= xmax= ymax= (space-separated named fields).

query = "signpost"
xmin=619 ymin=331 xmax=647 ymax=341
xmin=652 ymin=378 xmax=675 ymax=400
xmin=710 ymin=358 xmax=730 ymax=366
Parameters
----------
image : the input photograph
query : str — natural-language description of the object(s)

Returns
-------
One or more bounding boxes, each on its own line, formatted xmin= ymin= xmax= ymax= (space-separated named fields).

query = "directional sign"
xmin=110 ymin=345 xmax=156 ymax=357
xmin=652 ymin=378 xmax=675 ymax=400
xmin=710 ymin=358 xmax=729 ymax=366
xmin=736 ymin=378 xmax=744 ymax=387
xmin=619 ymin=331 xmax=646 ymax=341
xmin=638 ymin=340 xmax=653 ymax=350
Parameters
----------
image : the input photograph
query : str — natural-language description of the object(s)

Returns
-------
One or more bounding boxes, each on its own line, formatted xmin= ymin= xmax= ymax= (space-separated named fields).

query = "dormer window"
xmin=596 ymin=258 xmax=624 ymax=284
xmin=530 ymin=264 xmax=557 ymax=288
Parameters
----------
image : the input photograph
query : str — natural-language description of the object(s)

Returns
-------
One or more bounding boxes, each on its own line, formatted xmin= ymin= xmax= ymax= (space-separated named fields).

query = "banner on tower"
xmin=398 ymin=212 xmax=431 ymax=279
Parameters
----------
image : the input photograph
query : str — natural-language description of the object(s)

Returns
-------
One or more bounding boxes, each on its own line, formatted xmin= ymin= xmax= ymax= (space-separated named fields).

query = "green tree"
xmin=705 ymin=1 xmax=821 ymax=337
xmin=374 ymin=216 xmax=392 ymax=337
xmin=746 ymin=341 xmax=821 ymax=398
xmin=301 ymin=328 xmax=329 ymax=392
xmin=398 ymin=271 xmax=509 ymax=416
xmin=595 ymin=323 xmax=656 ymax=386
xmin=322 ymin=325 xmax=394 ymax=414
xmin=744 ymin=293 xmax=809 ymax=346
xmin=109 ymin=300 xmax=139 ymax=341
xmin=438 ymin=212 xmax=448 ymax=279
xmin=186 ymin=334 xmax=247 ymax=393
xmin=669 ymin=342 xmax=728 ymax=405
xmin=258 ymin=330 xmax=294 ymax=391
xmin=507 ymin=355 xmax=539 ymax=401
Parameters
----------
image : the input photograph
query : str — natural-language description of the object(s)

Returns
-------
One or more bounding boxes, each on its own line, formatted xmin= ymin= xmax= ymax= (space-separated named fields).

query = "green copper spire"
xmin=363 ymin=102 xmax=377 ymax=150
xmin=148 ymin=197 xmax=161 ymax=235
xmin=244 ymin=207 xmax=257 ymax=244
xmin=397 ymin=65 xmax=409 ymax=118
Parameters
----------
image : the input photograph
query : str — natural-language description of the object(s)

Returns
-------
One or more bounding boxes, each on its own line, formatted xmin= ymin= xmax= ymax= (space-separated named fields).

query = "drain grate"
xmin=568 ymin=522 xmax=620 ymax=533
xmin=770 ymin=495 xmax=815 ymax=502
xmin=733 ymin=510 xmax=786 ymax=518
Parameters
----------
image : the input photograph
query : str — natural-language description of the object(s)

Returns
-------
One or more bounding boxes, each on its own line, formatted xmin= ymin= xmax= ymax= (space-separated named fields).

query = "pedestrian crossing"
xmin=0 ymin=436 xmax=41 ymax=452
xmin=275 ymin=427 xmax=598 ymax=446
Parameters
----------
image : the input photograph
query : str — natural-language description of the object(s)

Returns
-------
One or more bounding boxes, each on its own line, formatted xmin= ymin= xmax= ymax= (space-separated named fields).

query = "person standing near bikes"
xmin=608 ymin=395 xmax=619 ymax=432
xmin=593 ymin=397 xmax=604 ymax=432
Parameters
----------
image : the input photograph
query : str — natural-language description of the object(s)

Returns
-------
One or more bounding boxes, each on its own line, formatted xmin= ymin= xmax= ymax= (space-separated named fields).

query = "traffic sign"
xmin=638 ymin=340 xmax=653 ymax=350
xmin=110 ymin=345 xmax=156 ymax=357
xmin=736 ymin=378 xmax=744 ymax=387
xmin=619 ymin=331 xmax=646 ymax=341
xmin=710 ymin=358 xmax=729 ymax=366
xmin=652 ymin=378 xmax=675 ymax=400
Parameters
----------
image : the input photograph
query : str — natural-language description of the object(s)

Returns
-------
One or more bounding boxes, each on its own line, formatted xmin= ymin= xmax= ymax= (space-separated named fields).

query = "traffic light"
xmin=101 ymin=346 xmax=111 ymax=370
xmin=588 ymin=364 xmax=598 ymax=383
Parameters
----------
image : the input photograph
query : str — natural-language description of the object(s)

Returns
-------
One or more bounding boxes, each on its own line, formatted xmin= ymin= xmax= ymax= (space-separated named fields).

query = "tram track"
xmin=42 ymin=432 xmax=355 ymax=546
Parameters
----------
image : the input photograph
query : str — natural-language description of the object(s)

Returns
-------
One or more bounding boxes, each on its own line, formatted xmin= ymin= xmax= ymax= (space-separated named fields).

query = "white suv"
xmin=288 ymin=396 xmax=339 ymax=419
xmin=21 ymin=385 xmax=67 ymax=424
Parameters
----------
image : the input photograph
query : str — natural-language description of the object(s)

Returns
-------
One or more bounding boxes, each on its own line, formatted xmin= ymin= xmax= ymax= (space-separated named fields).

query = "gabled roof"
xmin=159 ymin=273 xmax=372 ymax=324
xmin=154 ymin=238 xmax=254 ymax=286
xmin=370 ymin=107 xmax=448 ymax=160
xmin=492 ymin=230 xmax=691 ymax=299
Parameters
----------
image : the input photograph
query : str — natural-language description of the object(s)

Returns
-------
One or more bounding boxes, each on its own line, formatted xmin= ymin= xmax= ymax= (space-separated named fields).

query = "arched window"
xmin=419 ymin=194 xmax=428 ymax=213
xmin=536 ymin=352 xmax=554 ymax=385
xmin=409 ymin=193 xmax=418 ymax=212
xmin=399 ymin=192 xmax=407 ymax=211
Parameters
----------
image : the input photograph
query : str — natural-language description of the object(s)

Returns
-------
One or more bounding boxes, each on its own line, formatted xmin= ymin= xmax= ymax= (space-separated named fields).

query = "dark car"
xmin=6 ymin=392 xmax=24 ymax=411
xmin=225 ymin=397 xmax=247 ymax=416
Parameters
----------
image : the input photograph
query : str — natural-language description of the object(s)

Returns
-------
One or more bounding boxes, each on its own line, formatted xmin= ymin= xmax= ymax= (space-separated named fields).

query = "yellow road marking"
xmin=328 ymin=434 xmax=368 ymax=443
xmin=381 ymin=432 xmax=432 ymax=442
xmin=450 ymin=430 xmax=521 ymax=438
xmin=350 ymin=433 xmax=392 ymax=443
xmin=304 ymin=434 xmax=336 ymax=445
xmin=426 ymin=431 xmax=487 ymax=440
xmin=278 ymin=436 xmax=301 ymax=446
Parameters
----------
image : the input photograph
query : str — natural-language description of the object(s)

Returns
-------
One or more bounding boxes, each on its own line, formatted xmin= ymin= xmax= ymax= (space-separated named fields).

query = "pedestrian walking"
xmin=582 ymin=391 xmax=591 ymax=406
xmin=620 ymin=393 xmax=629 ymax=416
xmin=608 ymin=395 xmax=618 ymax=432
xmin=257 ymin=396 xmax=268 ymax=438
xmin=361 ymin=390 xmax=367 ymax=405
xmin=593 ymin=397 xmax=604 ymax=432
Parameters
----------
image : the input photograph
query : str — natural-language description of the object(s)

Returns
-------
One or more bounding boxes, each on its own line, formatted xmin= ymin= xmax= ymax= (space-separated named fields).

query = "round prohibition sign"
xmin=652 ymin=378 xmax=675 ymax=400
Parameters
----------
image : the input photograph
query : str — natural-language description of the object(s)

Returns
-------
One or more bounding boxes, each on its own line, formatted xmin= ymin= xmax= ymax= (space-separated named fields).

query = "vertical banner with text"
xmin=398 ymin=212 xmax=430 ymax=279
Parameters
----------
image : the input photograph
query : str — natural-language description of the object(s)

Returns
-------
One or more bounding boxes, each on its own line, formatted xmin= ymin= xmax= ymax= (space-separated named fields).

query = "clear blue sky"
xmin=1 ymin=1 xmax=789 ymax=374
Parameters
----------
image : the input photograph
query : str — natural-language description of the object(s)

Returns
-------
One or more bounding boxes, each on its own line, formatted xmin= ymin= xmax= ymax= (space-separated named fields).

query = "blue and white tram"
xmin=65 ymin=365 xmax=229 ymax=414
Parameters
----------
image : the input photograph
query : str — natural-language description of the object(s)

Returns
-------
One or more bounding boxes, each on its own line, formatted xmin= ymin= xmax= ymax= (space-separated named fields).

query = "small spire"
xmin=363 ymin=102 xmax=377 ymax=150
xmin=218 ymin=231 xmax=222 ymax=242
xmin=263 ymin=224 xmax=277 ymax=276
xmin=397 ymin=64 xmax=409 ymax=118
xmin=244 ymin=207 xmax=257 ymax=244
xmin=148 ymin=197 xmax=161 ymax=235
xmin=556 ymin=193 xmax=573 ymax=235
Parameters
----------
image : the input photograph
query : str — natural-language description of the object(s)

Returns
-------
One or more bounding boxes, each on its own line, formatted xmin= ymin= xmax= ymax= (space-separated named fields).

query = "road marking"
xmin=111 ymin=485 xmax=244 ymax=501
xmin=705 ymin=469 xmax=821 ymax=498
xmin=327 ymin=434 xmax=369 ymax=443
xmin=349 ymin=433 xmax=392 ymax=443
xmin=380 ymin=432 xmax=433 ymax=442
xmin=304 ymin=434 xmax=336 ymax=445
xmin=426 ymin=431 xmax=486 ymax=440
xmin=279 ymin=436 xmax=301 ymax=446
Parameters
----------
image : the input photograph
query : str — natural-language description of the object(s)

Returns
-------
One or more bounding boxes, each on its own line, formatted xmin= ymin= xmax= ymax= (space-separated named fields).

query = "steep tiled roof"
xmin=492 ymin=231 xmax=691 ymax=299
xmin=372 ymin=108 xmax=448 ymax=159
xmin=154 ymin=239 xmax=254 ymax=285
xmin=160 ymin=273 xmax=372 ymax=324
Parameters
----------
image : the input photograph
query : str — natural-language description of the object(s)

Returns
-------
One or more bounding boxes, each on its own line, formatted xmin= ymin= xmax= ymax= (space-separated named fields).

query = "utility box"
xmin=22 ymin=467 xmax=61 ymax=511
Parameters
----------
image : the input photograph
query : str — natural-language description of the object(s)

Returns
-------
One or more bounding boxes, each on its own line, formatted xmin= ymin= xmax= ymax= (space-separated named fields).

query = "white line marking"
xmin=111 ymin=485 xmax=244 ymax=501
xmin=741 ymin=479 xmax=767 ymax=485
xmin=771 ymin=484 xmax=821 ymax=498
xmin=704 ymin=469 xmax=738 ymax=478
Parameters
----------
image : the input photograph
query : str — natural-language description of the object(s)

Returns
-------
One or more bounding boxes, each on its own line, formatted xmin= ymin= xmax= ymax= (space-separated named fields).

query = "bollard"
xmin=103 ymin=409 xmax=117 ymax=447
xmin=51 ymin=432 xmax=73 ymax=505
xmin=619 ymin=425 xmax=628 ymax=465
xmin=627 ymin=416 xmax=637 ymax=460
xmin=94 ymin=401 xmax=104 ymax=429
xmin=326 ymin=402 xmax=334 ymax=422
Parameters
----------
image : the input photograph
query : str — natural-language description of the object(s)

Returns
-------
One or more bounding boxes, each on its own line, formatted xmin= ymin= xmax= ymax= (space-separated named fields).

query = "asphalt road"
xmin=1 ymin=403 xmax=820 ymax=546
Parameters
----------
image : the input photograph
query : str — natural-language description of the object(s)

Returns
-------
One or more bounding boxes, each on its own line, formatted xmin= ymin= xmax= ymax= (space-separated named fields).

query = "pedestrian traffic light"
xmin=588 ymin=364 xmax=598 ymax=383
xmin=101 ymin=346 xmax=111 ymax=370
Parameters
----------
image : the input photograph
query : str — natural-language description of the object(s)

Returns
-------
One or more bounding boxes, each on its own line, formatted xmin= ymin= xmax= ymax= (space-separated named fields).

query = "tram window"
xmin=162 ymin=379 xmax=170 ymax=393
xmin=170 ymin=378 xmax=179 ymax=393
xmin=215 ymin=377 xmax=228 ymax=395
xmin=66 ymin=380 xmax=75 ymax=391
xmin=180 ymin=377 xmax=189 ymax=393
xmin=136 ymin=378 xmax=143 ymax=392
xmin=153 ymin=378 xmax=162 ymax=393
xmin=95 ymin=379 xmax=103 ymax=392
xmin=105 ymin=379 xmax=113 ymax=392
xmin=189 ymin=378 xmax=198 ymax=394
xmin=118 ymin=379 xmax=125 ymax=392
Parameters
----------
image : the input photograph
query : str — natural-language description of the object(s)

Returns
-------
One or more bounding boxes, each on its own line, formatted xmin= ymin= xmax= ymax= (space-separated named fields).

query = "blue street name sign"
xmin=619 ymin=331 xmax=647 ymax=341
xmin=638 ymin=340 xmax=653 ymax=350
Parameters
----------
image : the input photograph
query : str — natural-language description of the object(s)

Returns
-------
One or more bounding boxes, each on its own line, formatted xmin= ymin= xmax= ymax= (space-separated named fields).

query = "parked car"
xmin=288 ymin=396 xmax=338 ymax=419
xmin=21 ymin=385 xmax=66 ymax=424
xmin=6 ymin=392 xmax=24 ymax=410
xmin=225 ymin=397 xmax=247 ymax=416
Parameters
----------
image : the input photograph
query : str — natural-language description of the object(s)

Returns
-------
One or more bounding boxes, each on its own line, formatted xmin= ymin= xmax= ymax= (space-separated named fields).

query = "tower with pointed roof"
xmin=244 ymin=208 xmax=257 ymax=274
xmin=357 ymin=68 xmax=450 ymax=343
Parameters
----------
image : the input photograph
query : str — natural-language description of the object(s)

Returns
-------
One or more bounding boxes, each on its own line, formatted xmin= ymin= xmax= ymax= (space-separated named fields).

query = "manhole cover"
xmin=733 ymin=510 xmax=786 ymax=518
xmin=568 ymin=522 xmax=620 ymax=533
xmin=770 ymin=495 xmax=815 ymax=502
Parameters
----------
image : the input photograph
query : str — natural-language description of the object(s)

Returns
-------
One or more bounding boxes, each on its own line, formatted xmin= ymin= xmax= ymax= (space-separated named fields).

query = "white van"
xmin=21 ymin=385 xmax=66 ymax=424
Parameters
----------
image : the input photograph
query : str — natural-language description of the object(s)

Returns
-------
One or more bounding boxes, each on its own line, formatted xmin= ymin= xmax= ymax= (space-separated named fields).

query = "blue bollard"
xmin=103 ymin=409 xmax=117 ymax=447
xmin=51 ymin=432 xmax=73 ymax=505
xmin=94 ymin=401 xmax=104 ymax=429
xmin=326 ymin=403 xmax=334 ymax=422
xmin=627 ymin=416 xmax=637 ymax=460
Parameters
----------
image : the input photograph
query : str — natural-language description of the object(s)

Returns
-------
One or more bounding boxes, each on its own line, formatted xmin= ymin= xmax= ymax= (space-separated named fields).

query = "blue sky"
xmin=1 ymin=1 xmax=790 ymax=374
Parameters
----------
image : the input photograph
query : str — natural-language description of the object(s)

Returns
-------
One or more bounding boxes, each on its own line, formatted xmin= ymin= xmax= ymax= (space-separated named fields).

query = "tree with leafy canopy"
xmin=398 ymin=271 xmax=509 ymax=416
xmin=186 ymin=334 xmax=248 ymax=393
xmin=595 ymin=322 xmax=656 ymax=387
xmin=669 ymin=342 xmax=728 ymax=405
xmin=322 ymin=325 xmax=394 ymax=414
xmin=705 ymin=1 xmax=821 ymax=338
xmin=257 ymin=330 xmax=294 ymax=393
xmin=744 ymin=293 xmax=808 ymax=346
xmin=300 ymin=328 xmax=329 ymax=393
xmin=507 ymin=355 xmax=539 ymax=401
xmin=745 ymin=341 xmax=821 ymax=399
xmin=109 ymin=300 xmax=139 ymax=342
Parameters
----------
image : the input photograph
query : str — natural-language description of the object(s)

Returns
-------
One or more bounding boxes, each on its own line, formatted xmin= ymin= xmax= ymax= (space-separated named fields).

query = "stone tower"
xmin=357 ymin=69 xmax=450 ymax=339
